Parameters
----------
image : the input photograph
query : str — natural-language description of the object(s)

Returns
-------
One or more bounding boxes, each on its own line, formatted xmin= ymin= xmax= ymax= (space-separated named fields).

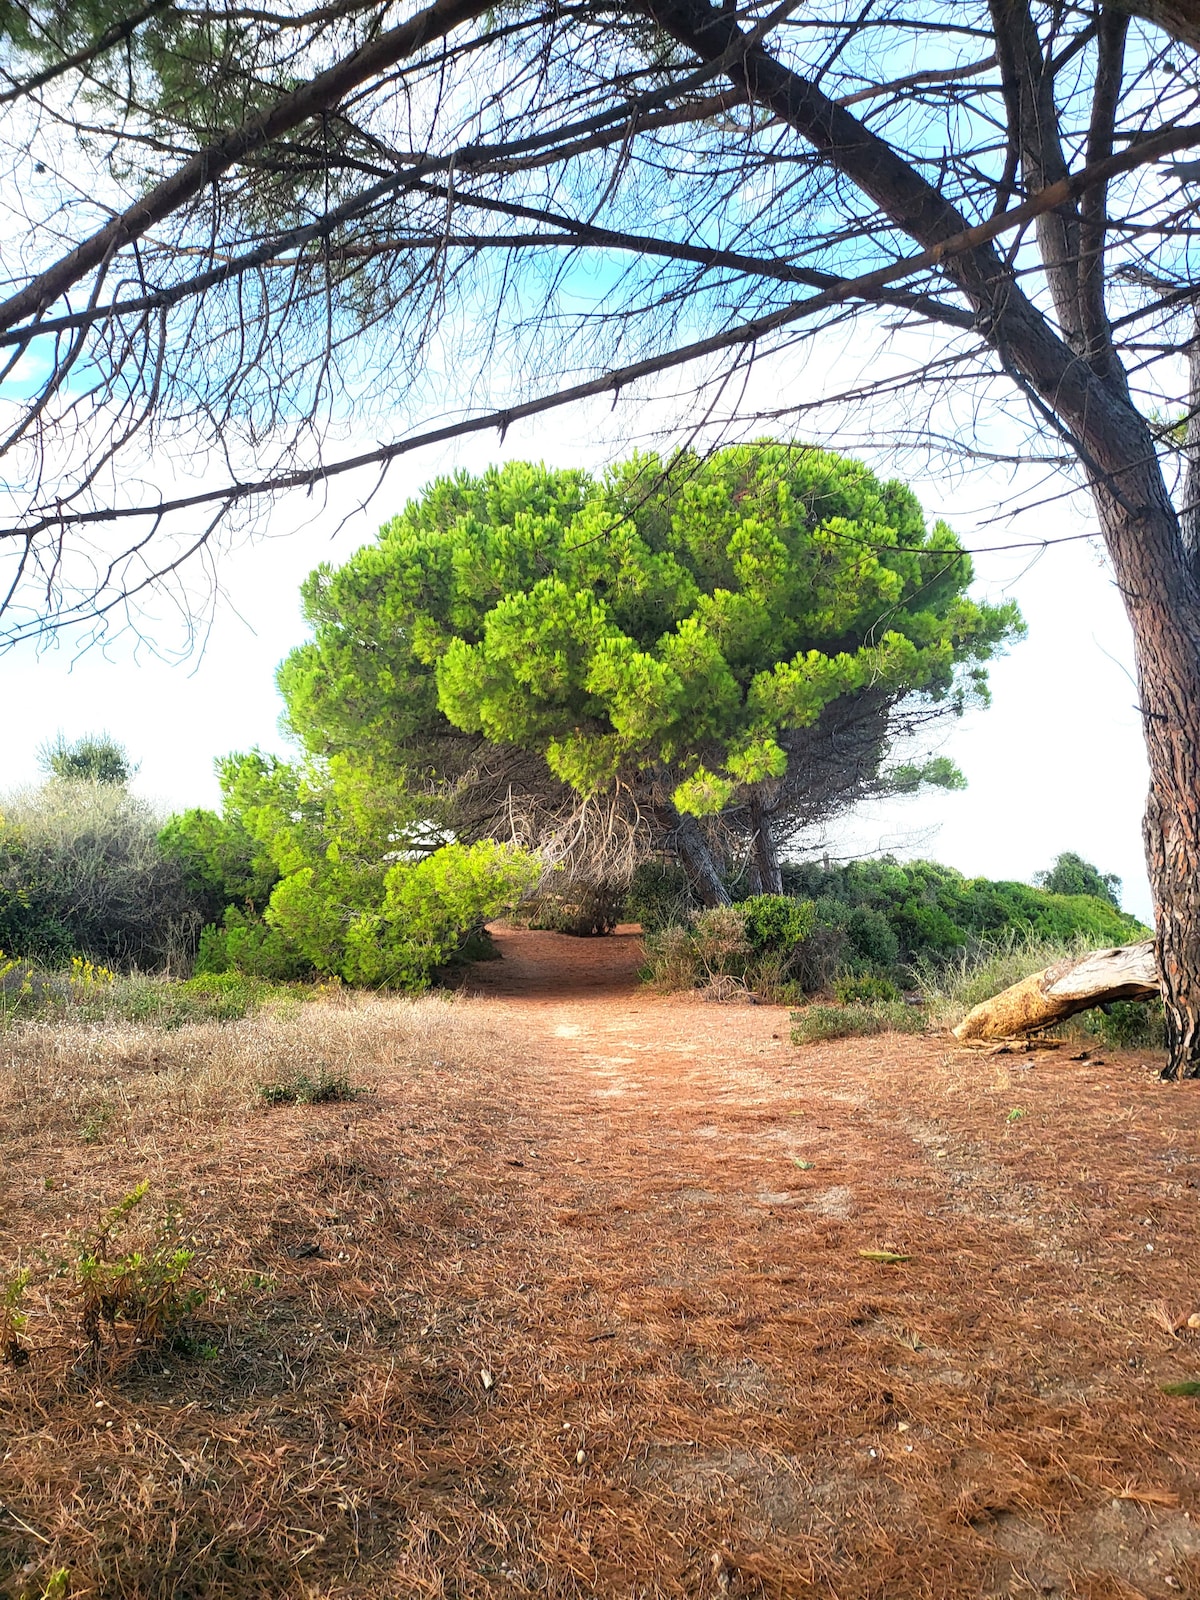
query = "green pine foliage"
xmin=190 ymin=752 xmax=538 ymax=987
xmin=39 ymin=732 xmax=135 ymax=786
xmin=1033 ymin=851 xmax=1122 ymax=908
xmin=278 ymin=445 xmax=1022 ymax=855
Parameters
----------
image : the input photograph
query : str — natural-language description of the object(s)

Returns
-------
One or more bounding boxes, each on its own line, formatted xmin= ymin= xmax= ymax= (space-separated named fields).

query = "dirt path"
xmin=444 ymin=925 xmax=1200 ymax=1599
xmin=5 ymin=928 xmax=1200 ymax=1600
xmin=464 ymin=924 xmax=795 ymax=1112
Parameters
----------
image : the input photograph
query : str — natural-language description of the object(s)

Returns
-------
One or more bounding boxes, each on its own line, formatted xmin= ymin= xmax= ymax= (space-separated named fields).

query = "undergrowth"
xmin=258 ymin=1066 xmax=365 ymax=1105
xmin=0 ymin=957 xmax=309 ymax=1029
xmin=2 ymin=1183 xmax=215 ymax=1369
xmin=643 ymin=896 xmax=814 ymax=1001
xmin=791 ymin=1001 xmax=927 ymax=1044
xmin=69 ymin=1183 xmax=213 ymax=1356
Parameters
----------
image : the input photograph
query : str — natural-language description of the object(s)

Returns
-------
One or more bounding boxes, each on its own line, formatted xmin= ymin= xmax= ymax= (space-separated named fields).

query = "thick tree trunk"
xmin=954 ymin=940 xmax=1158 ymax=1042
xmin=1182 ymin=309 xmax=1200 ymax=574
xmin=1088 ymin=475 xmax=1200 ymax=1079
xmin=665 ymin=811 xmax=731 ymax=908
xmin=748 ymin=792 xmax=783 ymax=896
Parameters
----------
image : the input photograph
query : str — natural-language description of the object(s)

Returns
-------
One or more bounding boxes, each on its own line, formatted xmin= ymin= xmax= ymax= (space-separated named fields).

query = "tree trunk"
xmin=666 ymin=812 xmax=731 ymax=908
xmin=953 ymin=939 xmax=1158 ymax=1042
xmin=748 ymin=792 xmax=783 ymax=895
xmin=1087 ymin=473 xmax=1200 ymax=1079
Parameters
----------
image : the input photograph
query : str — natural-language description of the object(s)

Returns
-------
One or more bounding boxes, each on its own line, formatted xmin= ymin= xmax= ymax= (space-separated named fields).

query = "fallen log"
xmin=953 ymin=940 xmax=1159 ymax=1043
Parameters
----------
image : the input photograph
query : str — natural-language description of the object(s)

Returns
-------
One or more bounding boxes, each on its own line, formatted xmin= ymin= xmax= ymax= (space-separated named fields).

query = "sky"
xmin=0 ymin=396 xmax=1156 ymax=925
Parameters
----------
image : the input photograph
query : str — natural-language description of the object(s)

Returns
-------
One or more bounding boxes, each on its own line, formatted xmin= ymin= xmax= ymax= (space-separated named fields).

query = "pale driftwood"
xmin=953 ymin=941 xmax=1159 ymax=1043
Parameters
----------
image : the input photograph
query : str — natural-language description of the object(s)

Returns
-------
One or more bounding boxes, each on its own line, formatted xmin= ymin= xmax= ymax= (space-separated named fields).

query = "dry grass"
xmin=3 ymin=941 xmax=1200 ymax=1600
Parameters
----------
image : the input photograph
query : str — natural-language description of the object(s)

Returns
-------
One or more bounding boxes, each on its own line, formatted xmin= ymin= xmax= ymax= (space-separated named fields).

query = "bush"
xmin=258 ymin=1067 xmax=364 ymax=1105
xmin=196 ymin=906 xmax=313 ymax=980
xmin=159 ymin=806 xmax=277 ymax=927
xmin=741 ymin=893 xmax=815 ymax=953
xmin=1034 ymin=851 xmax=1121 ymax=908
xmin=790 ymin=1001 xmax=926 ymax=1043
xmin=643 ymin=895 xmax=816 ymax=999
xmin=39 ymin=732 xmax=134 ymax=786
xmin=781 ymin=855 xmax=1144 ymax=980
xmin=0 ymin=957 xmax=303 ymax=1029
xmin=525 ymin=882 xmax=625 ymax=936
xmin=72 ymin=1183 xmax=211 ymax=1354
xmin=201 ymin=753 xmax=540 ymax=988
xmin=0 ymin=781 xmax=199 ymax=969
xmin=625 ymin=861 xmax=694 ymax=933
xmin=834 ymin=973 xmax=901 ymax=1004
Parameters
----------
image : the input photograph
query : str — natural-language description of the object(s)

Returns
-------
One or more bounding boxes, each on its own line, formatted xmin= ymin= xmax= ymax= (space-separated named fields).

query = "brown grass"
xmin=2 ymin=929 xmax=1200 ymax=1600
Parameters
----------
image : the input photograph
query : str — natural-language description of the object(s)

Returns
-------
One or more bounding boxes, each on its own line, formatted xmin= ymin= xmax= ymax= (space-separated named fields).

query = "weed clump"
xmin=70 ymin=1183 xmax=212 ymax=1355
xmin=1 ymin=1185 xmax=216 ymax=1366
xmin=791 ymin=1001 xmax=926 ymax=1044
xmin=1 ymin=1269 xmax=31 ymax=1366
xmin=258 ymin=1067 xmax=364 ymax=1105
xmin=0 ymin=959 xmax=306 ymax=1029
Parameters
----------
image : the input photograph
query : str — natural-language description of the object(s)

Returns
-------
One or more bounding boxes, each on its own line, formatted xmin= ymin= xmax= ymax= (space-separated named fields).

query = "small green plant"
xmin=39 ymin=1569 xmax=71 ymax=1600
xmin=741 ymin=894 xmax=815 ymax=954
xmin=68 ymin=1183 xmax=210 ymax=1353
xmin=1005 ymin=1107 xmax=1026 ymax=1124
xmin=833 ymin=973 xmax=901 ymax=1004
xmin=790 ymin=1001 xmax=926 ymax=1044
xmin=258 ymin=1067 xmax=363 ymax=1106
xmin=79 ymin=1104 xmax=112 ymax=1144
xmin=1 ymin=1268 xmax=31 ymax=1366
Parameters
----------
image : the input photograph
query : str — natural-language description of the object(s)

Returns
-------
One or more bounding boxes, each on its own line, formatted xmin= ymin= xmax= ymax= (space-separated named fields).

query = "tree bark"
xmin=953 ymin=940 xmax=1159 ymax=1042
xmin=1183 ymin=308 xmax=1200 ymax=578
xmin=1109 ymin=0 xmax=1200 ymax=55
xmin=1085 ymin=468 xmax=1200 ymax=1079
xmin=747 ymin=792 xmax=783 ymax=896
xmin=664 ymin=812 xmax=731 ymax=907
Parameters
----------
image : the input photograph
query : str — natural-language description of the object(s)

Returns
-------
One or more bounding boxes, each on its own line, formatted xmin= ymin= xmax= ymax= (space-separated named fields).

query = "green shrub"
xmin=1 ymin=1269 xmax=31 ymax=1366
xmin=741 ymin=893 xmax=815 ymax=953
xmin=781 ymin=855 xmax=1145 ymax=978
xmin=1084 ymin=998 xmax=1165 ymax=1050
xmin=845 ymin=905 xmax=901 ymax=970
xmin=195 ymin=906 xmax=313 ymax=980
xmin=834 ymin=973 xmax=901 ymax=1004
xmin=790 ymin=1001 xmax=926 ymax=1043
xmin=626 ymin=861 xmax=694 ymax=933
xmin=66 ymin=1183 xmax=212 ymax=1354
xmin=159 ymin=806 xmax=278 ymax=928
xmin=0 ymin=781 xmax=200 ymax=969
xmin=39 ymin=732 xmax=134 ymax=786
xmin=202 ymin=753 xmax=539 ymax=987
xmin=643 ymin=895 xmax=818 ymax=999
xmin=1034 ymin=850 xmax=1121 ymax=908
